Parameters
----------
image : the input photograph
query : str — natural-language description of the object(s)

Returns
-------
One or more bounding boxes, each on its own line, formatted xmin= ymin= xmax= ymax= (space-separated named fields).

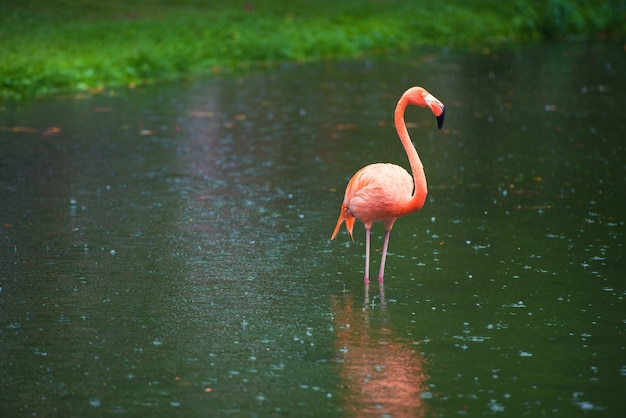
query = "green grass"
xmin=1 ymin=0 xmax=624 ymax=99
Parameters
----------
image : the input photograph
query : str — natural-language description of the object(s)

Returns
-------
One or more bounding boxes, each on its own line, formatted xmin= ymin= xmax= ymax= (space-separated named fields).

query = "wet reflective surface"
xmin=1 ymin=41 xmax=624 ymax=416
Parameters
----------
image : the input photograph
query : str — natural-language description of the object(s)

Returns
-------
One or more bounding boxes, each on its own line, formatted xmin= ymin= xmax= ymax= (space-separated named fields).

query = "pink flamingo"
xmin=331 ymin=86 xmax=445 ymax=283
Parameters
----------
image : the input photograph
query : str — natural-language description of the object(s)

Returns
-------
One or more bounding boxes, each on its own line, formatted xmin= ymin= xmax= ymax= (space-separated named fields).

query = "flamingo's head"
xmin=404 ymin=86 xmax=446 ymax=129
xmin=422 ymin=91 xmax=445 ymax=130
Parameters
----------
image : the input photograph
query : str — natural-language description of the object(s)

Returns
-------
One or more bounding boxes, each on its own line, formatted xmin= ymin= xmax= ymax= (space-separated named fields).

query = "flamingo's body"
xmin=331 ymin=86 xmax=445 ymax=283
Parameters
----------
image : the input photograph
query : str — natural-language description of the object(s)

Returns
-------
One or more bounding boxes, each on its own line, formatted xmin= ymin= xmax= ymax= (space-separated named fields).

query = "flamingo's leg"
xmin=364 ymin=226 xmax=371 ymax=283
xmin=377 ymin=228 xmax=392 ymax=282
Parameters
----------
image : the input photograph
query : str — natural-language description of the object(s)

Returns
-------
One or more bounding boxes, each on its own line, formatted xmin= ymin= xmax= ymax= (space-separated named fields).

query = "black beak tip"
xmin=436 ymin=107 xmax=445 ymax=130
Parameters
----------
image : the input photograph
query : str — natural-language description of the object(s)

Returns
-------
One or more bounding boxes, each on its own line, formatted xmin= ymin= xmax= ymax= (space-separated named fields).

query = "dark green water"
xmin=1 ymin=41 xmax=624 ymax=417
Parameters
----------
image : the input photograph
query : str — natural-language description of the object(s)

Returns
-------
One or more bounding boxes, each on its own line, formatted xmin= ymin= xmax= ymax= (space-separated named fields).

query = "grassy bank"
xmin=1 ymin=0 xmax=624 ymax=99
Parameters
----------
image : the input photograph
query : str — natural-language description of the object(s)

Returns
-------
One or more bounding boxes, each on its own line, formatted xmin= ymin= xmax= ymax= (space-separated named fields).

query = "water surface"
xmin=1 ymin=41 xmax=624 ymax=417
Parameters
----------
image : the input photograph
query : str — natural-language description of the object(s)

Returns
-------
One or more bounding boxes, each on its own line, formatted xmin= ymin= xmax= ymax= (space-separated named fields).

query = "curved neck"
xmin=394 ymin=95 xmax=427 ymax=212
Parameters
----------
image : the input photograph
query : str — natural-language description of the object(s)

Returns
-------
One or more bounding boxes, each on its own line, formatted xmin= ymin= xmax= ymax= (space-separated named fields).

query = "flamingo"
xmin=331 ymin=86 xmax=445 ymax=283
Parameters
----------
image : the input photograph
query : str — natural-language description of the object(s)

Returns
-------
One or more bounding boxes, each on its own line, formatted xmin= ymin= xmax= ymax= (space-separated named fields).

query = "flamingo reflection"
xmin=331 ymin=283 xmax=429 ymax=417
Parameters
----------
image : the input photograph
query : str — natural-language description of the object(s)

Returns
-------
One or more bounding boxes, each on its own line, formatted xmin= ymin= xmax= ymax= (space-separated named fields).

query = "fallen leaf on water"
xmin=190 ymin=111 xmax=215 ymax=118
xmin=0 ymin=125 xmax=38 ymax=133
xmin=42 ymin=126 xmax=62 ymax=136
xmin=512 ymin=189 xmax=538 ymax=195
xmin=336 ymin=124 xmax=358 ymax=131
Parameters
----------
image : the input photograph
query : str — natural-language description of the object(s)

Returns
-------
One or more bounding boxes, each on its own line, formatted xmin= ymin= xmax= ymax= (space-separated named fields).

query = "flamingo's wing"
xmin=331 ymin=203 xmax=355 ymax=241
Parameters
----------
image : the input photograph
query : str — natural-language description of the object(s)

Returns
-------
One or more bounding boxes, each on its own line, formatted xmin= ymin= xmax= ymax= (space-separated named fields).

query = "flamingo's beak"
xmin=424 ymin=92 xmax=445 ymax=129
xmin=436 ymin=106 xmax=445 ymax=129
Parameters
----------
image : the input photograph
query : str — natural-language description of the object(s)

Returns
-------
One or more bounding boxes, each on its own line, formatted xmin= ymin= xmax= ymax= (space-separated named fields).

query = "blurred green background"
xmin=1 ymin=0 xmax=624 ymax=99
